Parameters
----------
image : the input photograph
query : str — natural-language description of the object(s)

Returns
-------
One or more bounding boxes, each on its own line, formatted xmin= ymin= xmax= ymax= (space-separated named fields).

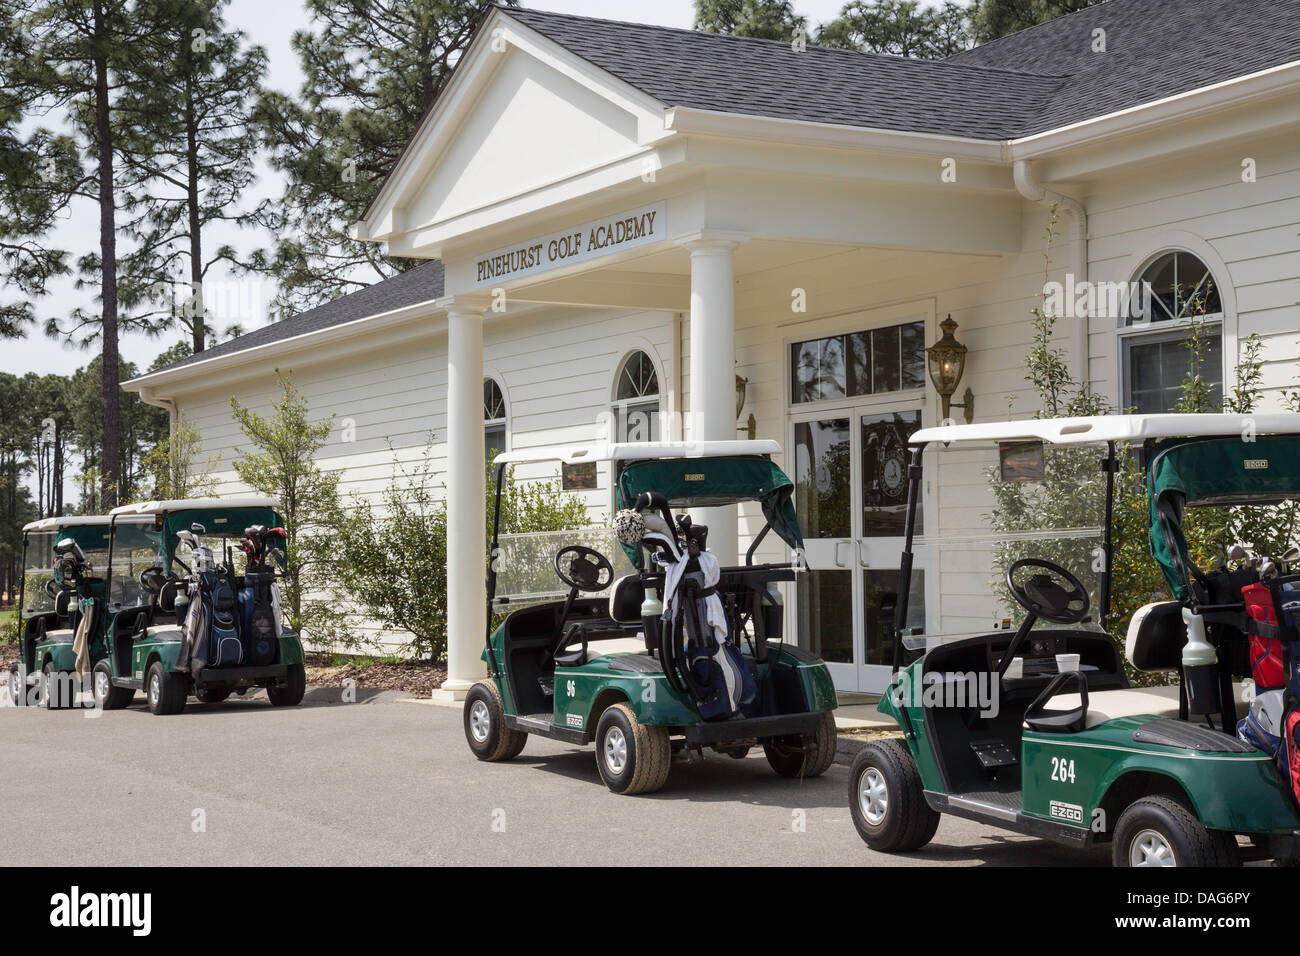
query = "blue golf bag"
xmin=239 ymin=568 xmax=280 ymax=667
xmin=205 ymin=572 xmax=244 ymax=668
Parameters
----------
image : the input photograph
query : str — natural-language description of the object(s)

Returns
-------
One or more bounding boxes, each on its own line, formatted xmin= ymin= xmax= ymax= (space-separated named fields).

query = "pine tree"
xmin=970 ymin=0 xmax=1103 ymax=43
xmin=0 ymin=0 xmax=78 ymax=338
xmin=693 ymin=0 xmax=807 ymax=40
xmin=817 ymin=0 xmax=971 ymax=57
xmin=252 ymin=0 xmax=510 ymax=314
xmin=10 ymin=0 xmax=160 ymax=508
xmin=115 ymin=0 xmax=267 ymax=353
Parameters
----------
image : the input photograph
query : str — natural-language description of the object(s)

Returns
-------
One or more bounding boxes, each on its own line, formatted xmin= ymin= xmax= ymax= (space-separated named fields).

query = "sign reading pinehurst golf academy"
xmin=474 ymin=201 xmax=666 ymax=288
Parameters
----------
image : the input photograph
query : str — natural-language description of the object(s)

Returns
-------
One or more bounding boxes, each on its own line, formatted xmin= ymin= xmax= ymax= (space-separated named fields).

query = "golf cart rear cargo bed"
xmin=682 ymin=711 xmax=823 ymax=743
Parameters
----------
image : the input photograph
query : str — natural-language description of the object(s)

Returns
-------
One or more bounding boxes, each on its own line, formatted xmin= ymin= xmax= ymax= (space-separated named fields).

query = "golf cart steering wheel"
xmin=554 ymin=546 xmax=615 ymax=593
xmin=1006 ymin=559 xmax=1090 ymax=625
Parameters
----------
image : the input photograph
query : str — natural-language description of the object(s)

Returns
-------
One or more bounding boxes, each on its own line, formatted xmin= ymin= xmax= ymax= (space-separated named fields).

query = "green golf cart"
xmin=98 ymin=497 xmax=306 ymax=715
xmin=850 ymin=413 xmax=1300 ymax=866
xmin=463 ymin=440 xmax=837 ymax=794
xmin=8 ymin=516 xmax=124 ymax=708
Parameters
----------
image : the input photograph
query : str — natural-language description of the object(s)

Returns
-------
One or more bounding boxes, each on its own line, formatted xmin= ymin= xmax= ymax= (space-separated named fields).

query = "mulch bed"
xmin=303 ymin=653 xmax=447 ymax=697
xmin=0 ymin=645 xmax=16 ymax=672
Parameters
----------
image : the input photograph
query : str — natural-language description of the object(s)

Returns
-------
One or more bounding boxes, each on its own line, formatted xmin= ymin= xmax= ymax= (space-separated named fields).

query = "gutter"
xmin=1014 ymin=159 xmax=1088 ymax=387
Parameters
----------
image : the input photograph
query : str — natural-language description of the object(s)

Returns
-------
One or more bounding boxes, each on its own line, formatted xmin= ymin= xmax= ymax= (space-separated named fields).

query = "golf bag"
xmin=1253 ymin=576 xmax=1300 ymax=805
xmin=205 ymin=571 xmax=244 ymax=668
xmin=239 ymin=569 xmax=281 ymax=667
xmin=663 ymin=549 xmax=756 ymax=722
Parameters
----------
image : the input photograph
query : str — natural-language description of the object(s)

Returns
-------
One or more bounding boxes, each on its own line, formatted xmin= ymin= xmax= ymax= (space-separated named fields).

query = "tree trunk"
xmin=95 ymin=2 xmax=120 ymax=510
xmin=186 ymin=71 xmax=205 ymax=354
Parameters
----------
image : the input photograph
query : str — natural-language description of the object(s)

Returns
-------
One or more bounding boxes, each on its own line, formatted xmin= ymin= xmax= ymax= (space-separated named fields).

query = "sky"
xmin=7 ymin=0 xmax=860 ymax=380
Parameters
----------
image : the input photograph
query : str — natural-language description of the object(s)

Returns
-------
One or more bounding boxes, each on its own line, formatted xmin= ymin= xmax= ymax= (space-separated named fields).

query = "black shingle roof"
xmin=149 ymin=260 xmax=443 ymax=375
xmin=508 ymin=0 xmax=1300 ymax=137
xmin=507 ymin=6 xmax=1063 ymax=139
xmin=946 ymin=0 xmax=1300 ymax=133
xmin=151 ymin=1 xmax=1299 ymax=374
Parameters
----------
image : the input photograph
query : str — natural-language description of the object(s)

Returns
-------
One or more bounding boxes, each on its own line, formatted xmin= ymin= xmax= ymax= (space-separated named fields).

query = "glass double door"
xmin=790 ymin=405 xmax=927 ymax=694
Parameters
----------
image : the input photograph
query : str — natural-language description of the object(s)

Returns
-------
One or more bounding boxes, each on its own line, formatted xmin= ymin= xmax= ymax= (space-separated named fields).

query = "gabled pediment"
xmin=358 ymin=9 xmax=671 ymax=248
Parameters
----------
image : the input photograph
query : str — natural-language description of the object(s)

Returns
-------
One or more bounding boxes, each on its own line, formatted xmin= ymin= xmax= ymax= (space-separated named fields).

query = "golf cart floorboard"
xmin=926 ymin=789 xmax=1091 ymax=847
xmin=507 ymin=713 xmax=590 ymax=745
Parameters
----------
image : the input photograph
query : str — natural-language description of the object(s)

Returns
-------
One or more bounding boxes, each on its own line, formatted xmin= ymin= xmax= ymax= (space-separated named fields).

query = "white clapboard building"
xmin=125 ymin=1 xmax=1300 ymax=696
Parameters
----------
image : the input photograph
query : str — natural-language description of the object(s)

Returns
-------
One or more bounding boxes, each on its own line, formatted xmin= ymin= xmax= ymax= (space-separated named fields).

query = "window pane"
xmin=792 ymin=418 xmax=851 ymax=539
xmin=1126 ymin=332 xmax=1222 ymax=414
xmin=790 ymin=336 xmax=847 ymax=403
xmin=613 ymin=401 xmax=659 ymax=443
xmin=901 ymin=321 xmax=926 ymax=389
xmin=616 ymin=351 xmax=658 ymax=401
xmin=485 ymin=424 xmax=506 ymax=466
xmin=864 ymin=568 xmax=924 ymax=667
xmin=797 ymin=570 xmax=853 ymax=663
xmin=862 ymin=410 xmax=922 ymax=537
xmin=872 ymin=324 xmax=901 ymax=393
xmin=847 ymin=331 xmax=871 ymax=397
xmin=484 ymin=379 xmax=505 ymax=421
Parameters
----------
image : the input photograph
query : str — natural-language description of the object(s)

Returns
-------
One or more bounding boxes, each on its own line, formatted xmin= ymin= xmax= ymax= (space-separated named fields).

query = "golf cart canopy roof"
xmin=108 ymin=496 xmax=281 ymax=516
xmin=22 ymin=515 xmax=113 ymax=533
xmin=493 ymin=440 xmax=782 ymax=467
xmin=109 ymin=497 xmax=284 ymax=572
xmin=911 ymin=413 xmax=1300 ymax=447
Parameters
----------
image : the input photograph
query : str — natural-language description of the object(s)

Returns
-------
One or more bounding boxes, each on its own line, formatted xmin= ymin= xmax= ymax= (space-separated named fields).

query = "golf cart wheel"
xmin=145 ymin=662 xmax=188 ymax=716
xmin=195 ymin=686 xmax=232 ymax=704
xmin=464 ymin=681 xmax=527 ymax=761
xmin=594 ymin=703 xmax=670 ymax=795
xmin=42 ymin=662 xmax=71 ymax=710
xmin=763 ymin=711 xmax=838 ymax=778
xmin=1113 ymin=796 xmax=1241 ymax=868
xmin=267 ymin=663 xmax=306 ymax=707
xmin=849 ymin=739 xmax=940 ymax=852
xmin=8 ymin=667 xmax=26 ymax=707
xmin=91 ymin=660 xmax=134 ymax=710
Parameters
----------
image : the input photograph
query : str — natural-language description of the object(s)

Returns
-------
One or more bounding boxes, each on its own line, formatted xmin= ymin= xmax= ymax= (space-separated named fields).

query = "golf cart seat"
xmin=1036 ymin=686 xmax=1186 ymax=730
xmin=1125 ymin=601 xmax=1185 ymax=672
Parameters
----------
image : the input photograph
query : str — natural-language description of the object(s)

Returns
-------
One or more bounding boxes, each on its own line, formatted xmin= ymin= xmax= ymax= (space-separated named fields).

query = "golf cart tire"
xmin=42 ymin=662 xmax=72 ymax=710
xmin=146 ymin=662 xmax=188 ymax=716
xmin=594 ymin=703 xmax=671 ymax=795
xmin=1112 ymin=795 xmax=1241 ymax=868
xmin=92 ymin=660 xmax=134 ymax=710
xmin=763 ymin=711 xmax=838 ymax=778
xmin=267 ymin=663 xmax=306 ymax=707
xmin=195 ymin=687 xmax=232 ymax=704
xmin=849 ymin=739 xmax=941 ymax=853
xmin=464 ymin=681 xmax=527 ymax=761
xmin=8 ymin=667 xmax=26 ymax=707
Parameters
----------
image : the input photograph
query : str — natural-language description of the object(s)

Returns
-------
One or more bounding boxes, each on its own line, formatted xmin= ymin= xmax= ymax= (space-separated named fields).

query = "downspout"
xmin=1013 ymin=159 xmax=1089 ymax=388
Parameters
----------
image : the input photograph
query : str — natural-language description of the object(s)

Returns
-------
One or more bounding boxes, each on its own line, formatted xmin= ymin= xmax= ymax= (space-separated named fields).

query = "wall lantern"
xmin=926 ymin=314 xmax=975 ymax=425
xmin=736 ymin=374 xmax=756 ymax=440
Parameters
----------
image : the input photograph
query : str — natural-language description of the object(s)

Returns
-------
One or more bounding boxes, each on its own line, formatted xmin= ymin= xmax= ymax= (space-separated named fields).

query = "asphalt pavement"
xmin=0 ymin=685 xmax=1110 ymax=866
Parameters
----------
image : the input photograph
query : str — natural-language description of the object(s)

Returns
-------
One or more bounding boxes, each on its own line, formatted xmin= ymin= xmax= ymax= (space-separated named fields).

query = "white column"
xmin=685 ymin=238 xmax=739 ymax=565
xmin=439 ymin=305 xmax=487 ymax=698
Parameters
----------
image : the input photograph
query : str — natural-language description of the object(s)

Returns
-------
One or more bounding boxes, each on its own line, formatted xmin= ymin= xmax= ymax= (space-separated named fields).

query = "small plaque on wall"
xmin=999 ymin=441 xmax=1046 ymax=482
xmin=562 ymin=461 xmax=597 ymax=491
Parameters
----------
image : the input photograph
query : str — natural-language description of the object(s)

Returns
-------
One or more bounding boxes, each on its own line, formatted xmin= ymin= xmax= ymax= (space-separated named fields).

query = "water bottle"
xmin=1182 ymin=608 xmax=1221 ymax=715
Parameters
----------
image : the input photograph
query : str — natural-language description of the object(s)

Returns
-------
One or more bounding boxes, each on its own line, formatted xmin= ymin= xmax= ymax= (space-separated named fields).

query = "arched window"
xmin=1120 ymin=250 xmax=1224 ymax=414
xmin=611 ymin=351 xmax=660 ymax=443
xmin=484 ymin=378 xmax=507 ymax=466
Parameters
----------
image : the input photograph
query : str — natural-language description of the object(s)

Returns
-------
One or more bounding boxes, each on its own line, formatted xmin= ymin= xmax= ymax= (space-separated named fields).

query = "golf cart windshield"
xmin=108 ymin=522 xmax=165 ymax=607
xmin=1148 ymin=433 xmax=1300 ymax=599
xmin=21 ymin=531 xmax=57 ymax=615
xmin=907 ymin=440 xmax=1109 ymax=650
xmin=493 ymin=527 xmax=636 ymax=607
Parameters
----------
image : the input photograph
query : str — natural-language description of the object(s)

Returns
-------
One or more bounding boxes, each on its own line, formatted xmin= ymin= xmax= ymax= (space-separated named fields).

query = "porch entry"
xmin=785 ymin=311 xmax=932 ymax=694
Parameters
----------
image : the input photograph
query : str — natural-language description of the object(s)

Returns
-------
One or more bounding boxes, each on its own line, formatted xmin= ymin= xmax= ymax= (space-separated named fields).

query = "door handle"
xmin=857 ymin=539 xmax=870 ymax=569
xmin=834 ymin=540 xmax=851 ymax=568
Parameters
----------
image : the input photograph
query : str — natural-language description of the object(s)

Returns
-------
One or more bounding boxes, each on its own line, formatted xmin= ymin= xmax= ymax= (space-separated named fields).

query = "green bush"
xmin=332 ymin=440 xmax=590 ymax=662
